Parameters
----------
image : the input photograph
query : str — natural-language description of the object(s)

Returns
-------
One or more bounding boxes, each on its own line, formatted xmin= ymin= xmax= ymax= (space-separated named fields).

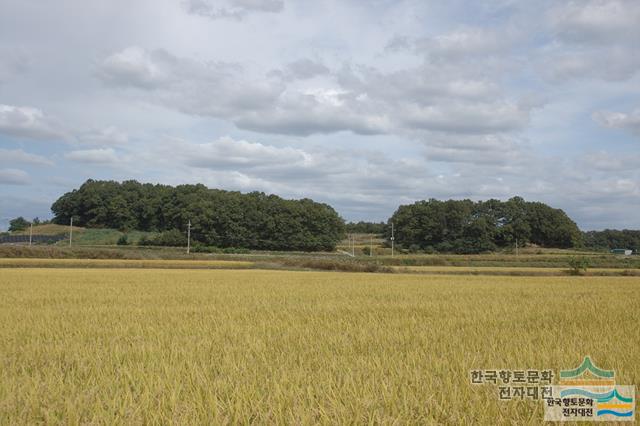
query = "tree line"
xmin=9 ymin=179 xmax=636 ymax=253
xmin=583 ymin=229 xmax=640 ymax=252
xmin=344 ymin=221 xmax=386 ymax=234
xmin=385 ymin=197 xmax=583 ymax=253
xmin=50 ymin=180 xmax=345 ymax=251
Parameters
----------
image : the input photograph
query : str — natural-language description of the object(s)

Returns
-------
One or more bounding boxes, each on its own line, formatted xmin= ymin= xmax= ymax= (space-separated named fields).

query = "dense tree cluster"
xmin=583 ymin=230 xmax=640 ymax=252
xmin=51 ymin=180 xmax=345 ymax=251
xmin=345 ymin=221 xmax=386 ymax=234
xmin=386 ymin=197 xmax=583 ymax=253
xmin=8 ymin=217 xmax=29 ymax=232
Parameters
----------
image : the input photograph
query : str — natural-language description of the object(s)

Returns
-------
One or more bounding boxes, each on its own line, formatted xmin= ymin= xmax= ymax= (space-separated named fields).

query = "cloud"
xmin=417 ymin=27 xmax=516 ymax=61
xmin=97 ymin=46 xmax=284 ymax=118
xmin=593 ymin=109 xmax=640 ymax=136
xmin=0 ymin=104 xmax=64 ymax=141
xmin=97 ymin=47 xmax=168 ymax=89
xmin=424 ymin=134 xmax=529 ymax=165
xmin=181 ymin=136 xmax=308 ymax=168
xmin=542 ymin=47 xmax=640 ymax=82
xmin=233 ymin=92 xmax=392 ymax=136
xmin=78 ymin=126 xmax=129 ymax=145
xmin=97 ymin=46 xmax=529 ymax=137
xmin=403 ymin=101 xmax=529 ymax=134
xmin=163 ymin=136 xmax=350 ymax=180
xmin=0 ymin=148 xmax=54 ymax=166
xmin=0 ymin=47 xmax=30 ymax=85
xmin=581 ymin=150 xmax=640 ymax=171
xmin=542 ymin=1 xmax=640 ymax=82
xmin=284 ymin=59 xmax=330 ymax=80
xmin=183 ymin=0 xmax=284 ymax=20
xmin=64 ymin=148 xmax=119 ymax=164
xmin=0 ymin=168 xmax=30 ymax=185
xmin=549 ymin=0 xmax=640 ymax=45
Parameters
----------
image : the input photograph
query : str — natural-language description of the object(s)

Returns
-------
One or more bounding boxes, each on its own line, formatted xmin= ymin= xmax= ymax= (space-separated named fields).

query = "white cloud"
xmin=0 ymin=148 xmax=53 ymax=166
xmin=182 ymin=136 xmax=308 ymax=168
xmin=0 ymin=104 xmax=64 ymax=141
xmin=284 ymin=59 xmax=330 ymax=80
xmin=96 ymin=46 xmax=530 ymax=137
xmin=581 ymin=151 xmax=640 ymax=171
xmin=550 ymin=0 xmax=640 ymax=45
xmin=542 ymin=1 xmax=640 ymax=82
xmin=418 ymin=27 xmax=516 ymax=61
xmin=64 ymin=148 xmax=119 ymax=164
xmin=97 ymin=47 xmax=168 ymax=89
xmin=403 ymin=101 xmax=529 ymax=134
xmin=425 ymin=134 xmax=528 ymax=165
xmin=0 ymin=47 xmax=29 ymax=85
xmin=78 ymin=126 xmax=129 ymax=145
xmin=593 ymin=109 xmax=640 ymax=136
xmin=0 ymin=168 xmax=30 ymax=185
xmin=182 ymin=0 xmax=284 ymax=20
xmin=542 ymin=47 xmax=640 ymax=82
xmin=97 ymin=46 xmax=284 ymax=119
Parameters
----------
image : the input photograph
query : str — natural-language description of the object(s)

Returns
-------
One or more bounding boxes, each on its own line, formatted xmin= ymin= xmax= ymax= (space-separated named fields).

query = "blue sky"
xmin=1 ymin=0 xmax=639 ymax=230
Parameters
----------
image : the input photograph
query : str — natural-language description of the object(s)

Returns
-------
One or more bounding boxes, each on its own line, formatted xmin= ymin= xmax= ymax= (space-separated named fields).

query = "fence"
xmin=0 ymin=234 xmax=67 ymax=245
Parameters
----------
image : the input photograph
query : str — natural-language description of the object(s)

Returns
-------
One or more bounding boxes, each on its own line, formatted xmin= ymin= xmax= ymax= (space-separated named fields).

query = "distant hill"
xmin=51 ymin=179 xmax=345 ymax=251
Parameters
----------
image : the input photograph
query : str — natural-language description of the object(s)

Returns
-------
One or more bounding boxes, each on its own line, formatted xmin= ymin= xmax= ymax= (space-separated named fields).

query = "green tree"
xmin=9 ymin=217 xmax=29 ymax=232
xmin=388 ymin=197 xmax=582 ymax=253
xmin=50 ymin=179 xmax=345 ymax=251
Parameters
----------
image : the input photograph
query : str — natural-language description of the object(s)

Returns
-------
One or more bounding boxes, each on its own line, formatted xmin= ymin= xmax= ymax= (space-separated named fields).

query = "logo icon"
xmin=559 ymin=356 xmax=615 ymax=386
xmin=545 ymin=356 xmax=635 ymax=421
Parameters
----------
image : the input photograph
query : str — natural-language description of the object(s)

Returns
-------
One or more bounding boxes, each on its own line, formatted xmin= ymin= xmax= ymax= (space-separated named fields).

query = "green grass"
xmin=0 ymin=269 xmax=638 ymax=424
xmin=66 ymin=229 xmax=155 ymax=246
xmin=11 ymin=224 xmax=156 ymax=246
xmin=12 ymin=224 xmax=82 ymax=236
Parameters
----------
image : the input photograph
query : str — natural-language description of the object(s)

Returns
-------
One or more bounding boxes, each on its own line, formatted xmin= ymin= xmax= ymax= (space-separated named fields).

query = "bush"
xmin=9 ymin=217 xmax=29 ymax=232
xmin=191 ymin=245 xmax=222 ymax=254
xmin=136 ymin=230 xmax=186 ymax=247
xmin=138 ymin=235 xmax=152 ymax=246
xmin=222 ymin=247 xmax=250 ymax=254
xmin=567 ymin=256 xmax=590 ymax=275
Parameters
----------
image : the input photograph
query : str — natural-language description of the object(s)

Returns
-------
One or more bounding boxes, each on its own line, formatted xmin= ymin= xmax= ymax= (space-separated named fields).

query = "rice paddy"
xmin=0 ymin=267 xmax=638 ymax=424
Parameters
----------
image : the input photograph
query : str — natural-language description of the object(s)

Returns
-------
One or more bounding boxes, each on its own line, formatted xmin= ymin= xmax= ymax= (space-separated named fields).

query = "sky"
xmin=0 ymin=0 xmax=639 ymax=231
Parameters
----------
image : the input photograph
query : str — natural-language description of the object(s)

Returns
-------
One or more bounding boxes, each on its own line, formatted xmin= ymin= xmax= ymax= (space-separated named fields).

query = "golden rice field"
xmin=0 ymin=268 xmax=638 ymax=424
xmin=392 ymin=265 xmax=640 ymax=276
xmin=0 ymin=258 xmax=254 ymax=269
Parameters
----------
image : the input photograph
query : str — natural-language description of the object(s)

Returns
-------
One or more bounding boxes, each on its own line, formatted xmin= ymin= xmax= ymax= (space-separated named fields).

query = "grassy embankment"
xmin=2 ymin=228 xmax=639 ymax=275
xmin=12 ymin=224 xmax=154 ymax=245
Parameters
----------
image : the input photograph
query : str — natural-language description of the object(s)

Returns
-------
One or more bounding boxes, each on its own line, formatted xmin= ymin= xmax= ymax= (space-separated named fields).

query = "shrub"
xmin=117 ymin=235 xmax=129 ymax=245
xmin=136 ymin=230 xmax=186 ymax=247
xmin=138 ymin=235 xmax=152 ymax=246
xmin=567 ymin=256 xmax=590 ymax=275
xmin=191 ymin=245 xmax=222 ymax=254
xmin=9 ymin=217 xmax=29 ymax=232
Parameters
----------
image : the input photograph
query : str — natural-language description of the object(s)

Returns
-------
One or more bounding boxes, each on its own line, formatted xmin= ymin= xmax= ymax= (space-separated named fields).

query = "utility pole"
xmin=370 ymin=235 xmax=373 ymax=257
xmin=515 ymin=238 xmax=518 ymax=256
xmin=187 ymin=220 xmax=191 ymax=254
xmin=391 ymin=222 xmax=395 ymax=258
xmin=351 ymin=234 xmax=355 ymax=257
xmin=69 ymin=217 xmax=73 ymax=246
xmin=29 ymin=222 xmax=33 ymax=246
